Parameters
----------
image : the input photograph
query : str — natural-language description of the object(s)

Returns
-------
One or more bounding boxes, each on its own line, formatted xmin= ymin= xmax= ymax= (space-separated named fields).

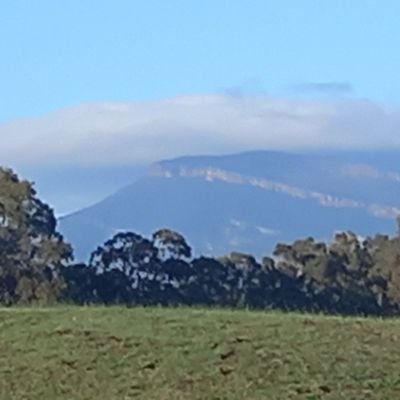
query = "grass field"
xmin=1 ymin=307 xmax=400 ymax=399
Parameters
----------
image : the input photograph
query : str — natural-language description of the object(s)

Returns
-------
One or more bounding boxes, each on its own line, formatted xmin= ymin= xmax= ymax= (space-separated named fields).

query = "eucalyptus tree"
xmin=0 ymin=167 xmax=72 ymax=304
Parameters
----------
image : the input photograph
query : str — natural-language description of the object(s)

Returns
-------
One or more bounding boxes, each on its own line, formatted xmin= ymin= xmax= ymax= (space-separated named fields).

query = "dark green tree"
xmin=274 ymin=233 xmax=386 ymax=314
xmin=152 ymin=228 xmax=192 ymax=260
xmin=365 ymin=234 xmax=400 ymax=311
xmin=89 ymin=231 xmax=193 ymax=305
xmin=0 ymin=168 xmax=72 ymax=304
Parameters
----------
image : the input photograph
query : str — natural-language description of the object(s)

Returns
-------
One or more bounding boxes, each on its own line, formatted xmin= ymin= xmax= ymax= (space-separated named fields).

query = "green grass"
xmin=1 ymin=307 xmax=400 ymax=399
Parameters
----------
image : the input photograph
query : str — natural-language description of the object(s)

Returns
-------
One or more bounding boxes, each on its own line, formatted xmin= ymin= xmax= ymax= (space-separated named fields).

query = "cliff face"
xmin=149 ymin=163 xmax=399 ymax=218
xmin=59 ymin=151 xmax=400 ymax=261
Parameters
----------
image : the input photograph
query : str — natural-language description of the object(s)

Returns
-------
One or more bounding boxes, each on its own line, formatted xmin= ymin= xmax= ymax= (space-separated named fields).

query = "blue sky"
xmin=1 ymin=0 xmax=400 ymax=122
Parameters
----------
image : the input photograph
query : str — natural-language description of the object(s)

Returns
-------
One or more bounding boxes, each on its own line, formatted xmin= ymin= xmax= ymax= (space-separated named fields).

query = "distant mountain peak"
xmin=59 ymin=150 xmax=399 ymax=261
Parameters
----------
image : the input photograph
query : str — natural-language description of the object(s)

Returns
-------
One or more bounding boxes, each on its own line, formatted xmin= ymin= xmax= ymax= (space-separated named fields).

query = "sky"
xmin=2 ymin=1 xmax=400 ymax=215
xmin=1 ymin=0 xmax=400 ymax=122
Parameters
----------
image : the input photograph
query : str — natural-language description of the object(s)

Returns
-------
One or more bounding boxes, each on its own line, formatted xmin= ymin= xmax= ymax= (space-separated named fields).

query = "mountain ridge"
xmin=59 ymin=150 xmax=400 ymax=261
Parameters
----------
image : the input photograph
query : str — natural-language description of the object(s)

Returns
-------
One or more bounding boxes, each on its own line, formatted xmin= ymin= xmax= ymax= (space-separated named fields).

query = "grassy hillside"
xmin=1 ymin=307 xmax=400 ymax=399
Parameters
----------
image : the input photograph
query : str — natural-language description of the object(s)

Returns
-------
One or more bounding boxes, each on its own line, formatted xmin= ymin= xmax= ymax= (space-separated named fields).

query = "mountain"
xmin=58 ymin=150 xmax=400 ymax=261
xmin=16 ymin=164 xmax=146 ymax=216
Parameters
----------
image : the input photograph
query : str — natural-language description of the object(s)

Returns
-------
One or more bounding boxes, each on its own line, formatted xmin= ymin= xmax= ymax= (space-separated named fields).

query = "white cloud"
xmin=256 ymin=226 xmax=279 ymax=236
xmin=1 ymin=94 xmax=400 ymax=168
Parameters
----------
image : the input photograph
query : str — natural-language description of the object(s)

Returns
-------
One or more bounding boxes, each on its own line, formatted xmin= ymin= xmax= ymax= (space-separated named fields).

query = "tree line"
xmin=1 ymin=166 xmax=400 ymax=316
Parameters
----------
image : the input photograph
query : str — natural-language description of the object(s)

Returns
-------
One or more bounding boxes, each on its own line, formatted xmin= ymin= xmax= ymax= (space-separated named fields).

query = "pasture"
xmin=0 ymin=307 xmax=399 ymax=399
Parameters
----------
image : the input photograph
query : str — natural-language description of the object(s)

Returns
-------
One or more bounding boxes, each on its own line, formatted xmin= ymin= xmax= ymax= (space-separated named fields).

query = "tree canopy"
xmin=0 ymin=168 xmax=72 ymax=304
xmin=3 ymin=166 xmax=400 ymax=316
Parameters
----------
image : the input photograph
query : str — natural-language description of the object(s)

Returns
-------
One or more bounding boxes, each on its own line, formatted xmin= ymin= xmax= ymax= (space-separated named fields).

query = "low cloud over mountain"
xmin=2 ymin=94 xmax=400 ymax=168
